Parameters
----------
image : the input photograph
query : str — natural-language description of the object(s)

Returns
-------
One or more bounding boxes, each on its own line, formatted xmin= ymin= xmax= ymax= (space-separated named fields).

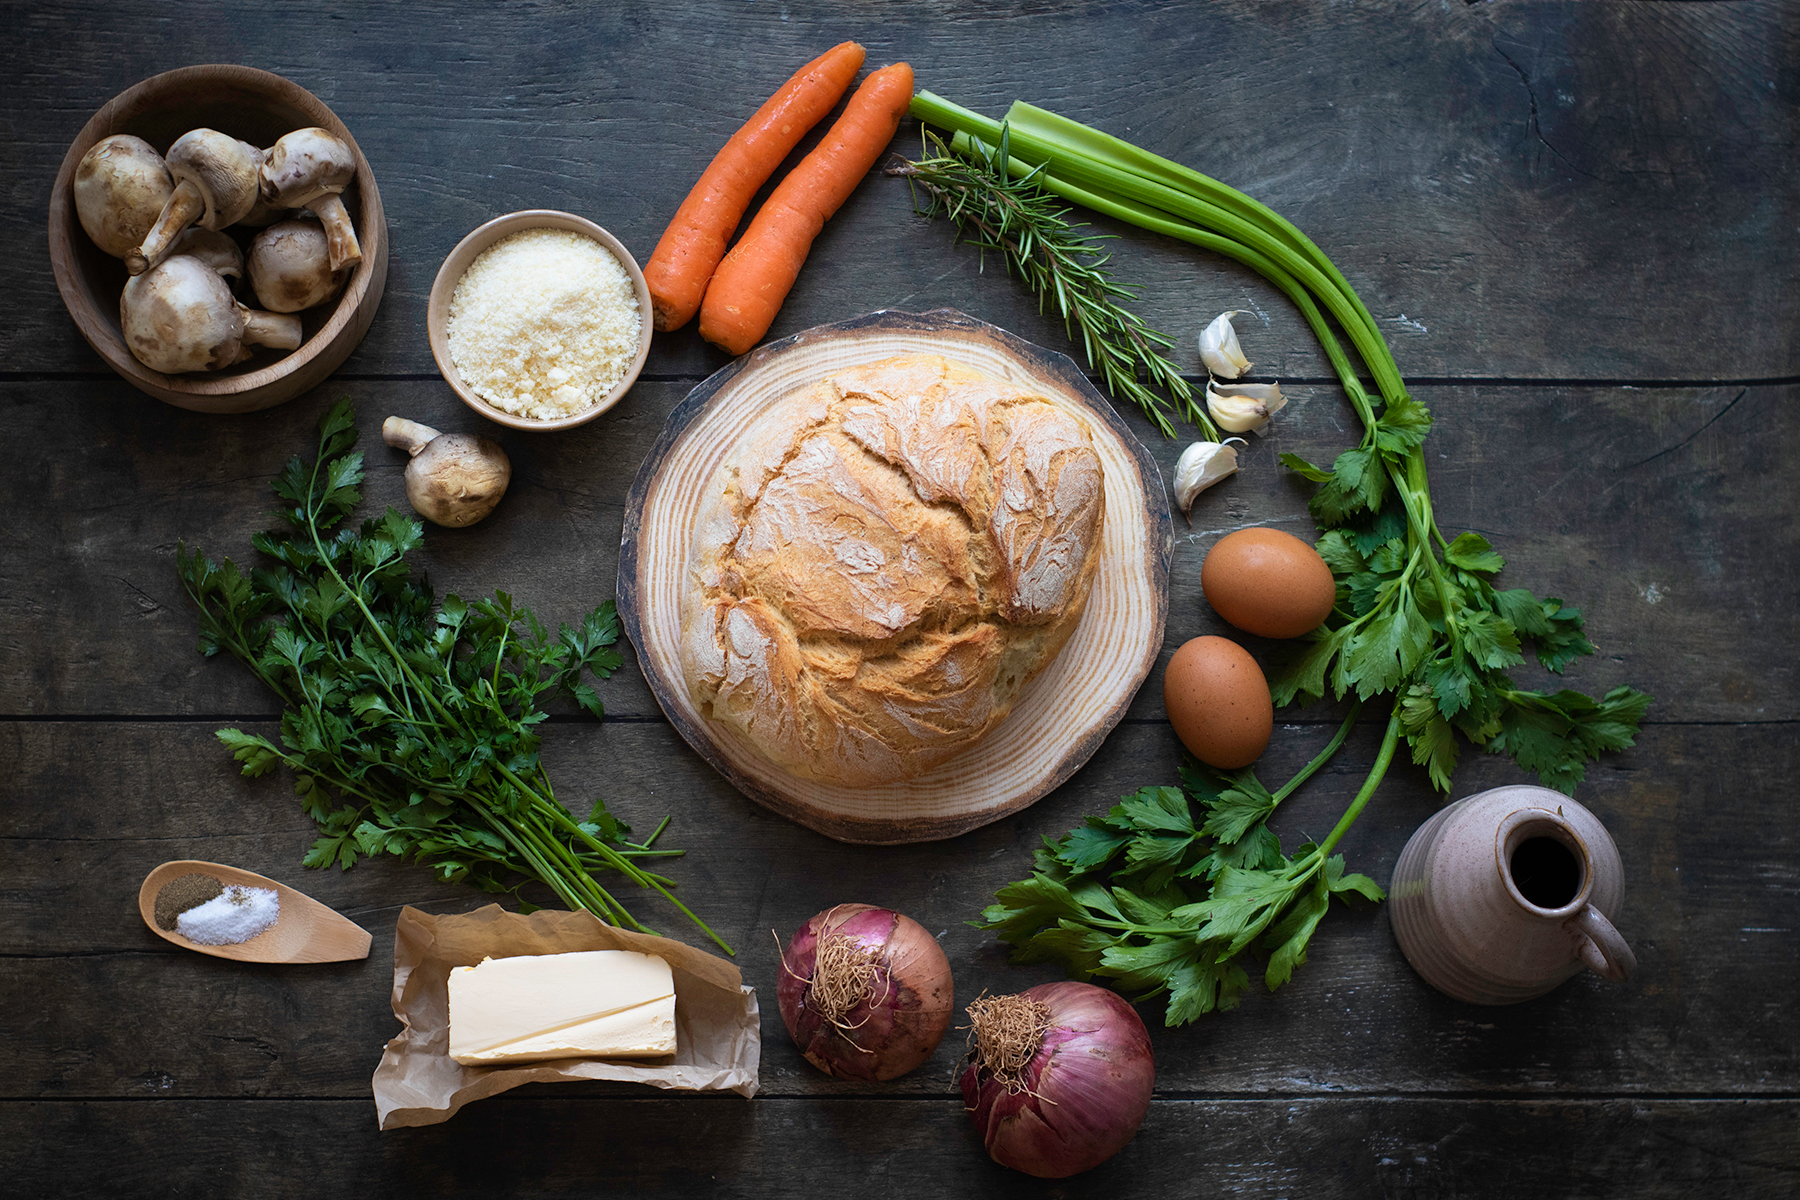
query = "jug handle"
xmin=1567 ymin=905 xmax=1636 ymax=982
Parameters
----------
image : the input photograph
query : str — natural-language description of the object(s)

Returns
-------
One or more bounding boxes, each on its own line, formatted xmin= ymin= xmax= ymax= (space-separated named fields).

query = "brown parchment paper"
xmin=373 ymin=905 xmax=759 ymax=1129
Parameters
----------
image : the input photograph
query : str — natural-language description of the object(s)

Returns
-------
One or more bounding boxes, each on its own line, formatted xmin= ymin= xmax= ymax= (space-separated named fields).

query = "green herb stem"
xmin=179 ymin=400 xmax=726 ymax=951
xmin=889 ymin=132 xmax=1219 ymax=440
xmin=1317 ymin=709 xmax=1403 ymax=858
xmin=939 ymin=94 xmax=1652 ymax=1022
xmin=1271 ymin=700 xmax=1362 ymax=806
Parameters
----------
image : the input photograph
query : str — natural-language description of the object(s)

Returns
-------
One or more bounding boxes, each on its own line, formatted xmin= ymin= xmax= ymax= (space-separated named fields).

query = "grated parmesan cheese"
xmin=446 ymin=227 xmax=642 ymax=421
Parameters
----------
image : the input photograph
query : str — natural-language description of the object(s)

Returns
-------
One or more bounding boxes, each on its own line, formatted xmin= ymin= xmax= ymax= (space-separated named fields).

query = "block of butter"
xmin=447 ymin=950 xmax=677 ymax=1066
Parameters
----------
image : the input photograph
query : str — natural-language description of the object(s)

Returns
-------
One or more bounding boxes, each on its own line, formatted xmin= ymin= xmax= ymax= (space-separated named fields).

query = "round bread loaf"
xmin=680 ymin=353 xmax=1106 ymax=786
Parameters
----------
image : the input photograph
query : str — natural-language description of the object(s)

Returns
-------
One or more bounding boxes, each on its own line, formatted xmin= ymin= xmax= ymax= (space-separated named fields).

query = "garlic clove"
xmin=1206 ymin=381 xmax=1287 ymax=436
xmin=1173 ymin=439 xmax=1245 ymax=518
xmin=1199 ymin=310 xmax=1252 ymax=379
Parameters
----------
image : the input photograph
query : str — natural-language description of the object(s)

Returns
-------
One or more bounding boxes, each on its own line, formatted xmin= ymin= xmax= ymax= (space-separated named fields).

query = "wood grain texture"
xmin=5 ymin=2 xmax=1795 ymax=381
xmin=46 ymin=64 xmax=389 ymax=411
xmin=4 ymin=1098 xmax=1796 ymax=1199
xmin=1 ymin=720 xmax=1790 ymax=1100
xmin=1 ymin=378 xmax=1788 ymax=724
xmin=3 ymin=1 xmax=1796 ymax=1192
xmin=620 ymin=310 xmax=1171 ymax=842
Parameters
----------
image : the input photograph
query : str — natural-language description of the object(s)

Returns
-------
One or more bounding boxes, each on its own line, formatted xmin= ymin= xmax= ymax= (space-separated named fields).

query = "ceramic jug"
xmin=1388 ymin=784 xmax=1635 ymax=1004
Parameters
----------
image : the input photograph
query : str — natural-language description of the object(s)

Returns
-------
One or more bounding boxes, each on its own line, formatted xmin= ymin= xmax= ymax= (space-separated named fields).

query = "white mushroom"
xmin=382 ymin=417 xmax=512 ymax=527
xmin=234 ymin=193 xmax=291 ymax=228
xmin=73 ymin=134 xmax=174 ymax=259
xmin=171 ymin=227 xmax=244 ymax=283
xmin=120 ymin=254 xmax=301 ymax=374
xmin=248 ymin=219 xmax=348 ymax=312
xmin=127 ymin=129 xmax=265 ymax=275
xmin=261 ymin=128 xmax=362 ymax=270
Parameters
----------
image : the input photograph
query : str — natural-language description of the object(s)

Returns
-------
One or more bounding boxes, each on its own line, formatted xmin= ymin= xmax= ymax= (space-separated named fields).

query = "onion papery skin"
xmin=777 ymin=903 xmax=955 ymax=1081
xmin=959 ymin=981 xmax=1155 ymax=1178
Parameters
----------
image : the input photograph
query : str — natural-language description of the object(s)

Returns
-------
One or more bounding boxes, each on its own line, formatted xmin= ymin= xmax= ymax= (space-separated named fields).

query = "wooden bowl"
xmin=138 ymin=860 xmax=372 ymax=964
xmin=48 ymin=65 xmax=388 ymax=414
xmin=619 ymin=309 xmax=1173 ymax=844
xmin=427 ymin=210 xmax=652 ymax=432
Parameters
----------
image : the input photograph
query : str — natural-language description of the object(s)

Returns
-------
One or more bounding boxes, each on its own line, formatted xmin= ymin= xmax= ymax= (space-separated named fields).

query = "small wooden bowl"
xmin=138 ymin=860 xmax=372 ymax=964
xmin=48 ymin=65 xmax=388 ymax=414
xmin=427 ymin=210 xmax=652 ymax=432
xmin=619 ymin=309 xmax=1173 ymax=844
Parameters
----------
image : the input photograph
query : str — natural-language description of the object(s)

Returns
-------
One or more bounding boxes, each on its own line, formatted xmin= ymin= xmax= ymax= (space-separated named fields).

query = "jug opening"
xmin=1509 ymin=836 xmax=1582 ymax=908
xmin=1496 ymin=810 xmax=1593 ymax=915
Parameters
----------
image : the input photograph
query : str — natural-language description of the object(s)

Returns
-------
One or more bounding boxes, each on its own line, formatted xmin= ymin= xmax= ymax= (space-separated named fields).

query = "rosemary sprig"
xmin=888 ymin=129 xmax=1221 ymax=441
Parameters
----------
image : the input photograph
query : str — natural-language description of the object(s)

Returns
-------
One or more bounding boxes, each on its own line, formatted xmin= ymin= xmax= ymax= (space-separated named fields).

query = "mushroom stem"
xmin=237 ymin=194 xmax=289 ymax=228
xmin=126 ymin=180 xmax=204 ymax=275
xmin=382 ymin=417 xmax=441 ymax=456
xmin=173 ymin=227 xmax=244 ymax=282
xmin=242 ymin=309 xmax=303 ymax=351
xmin=306 ymin=194 xmax=363 ymax=270
xmin=262 ymin=128 xmax=362 ymax=271
xmin=382 ymin=417 xmax=512 ymax=527
xmin=121 ymin=255 xmax=299 ymax=373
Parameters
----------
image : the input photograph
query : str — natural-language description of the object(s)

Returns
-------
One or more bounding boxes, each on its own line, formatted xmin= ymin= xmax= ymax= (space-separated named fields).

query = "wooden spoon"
xmin=138 ymin=860 xmax=372 ymax=963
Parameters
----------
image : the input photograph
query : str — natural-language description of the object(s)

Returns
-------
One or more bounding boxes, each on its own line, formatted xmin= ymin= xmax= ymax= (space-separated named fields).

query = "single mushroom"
xmin=248 ymin=218 xmax=348 ymax=312
xmin=119 ymin=254 xmax=302 ymax=374
xmin=261 ymin=128 xmax=362 ymax=270
xmin=126 ymin=129 xmax=265 ymax=276
xmin=382 ymin=417 xmax=512 ymax=527
xmin=73 ymin=134 xmax=174 ymax=259
xmin=171 ymin=226 xmax=244 ymax=284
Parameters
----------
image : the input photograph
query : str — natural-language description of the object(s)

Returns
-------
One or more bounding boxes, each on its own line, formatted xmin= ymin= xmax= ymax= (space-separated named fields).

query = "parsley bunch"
xmin=911 ymin=95 xmax=1650 ymax=1022
xmin=177 ymin=399 xmax=728 ymax=952
xmin=1276 ymin=402 xmax=1651 ymax=795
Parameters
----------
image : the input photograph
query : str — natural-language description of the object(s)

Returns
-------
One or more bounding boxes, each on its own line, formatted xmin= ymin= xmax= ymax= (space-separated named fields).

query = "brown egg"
xmin=1201 ymin=527 xmax=1337 ymax=639
xmin=1163 ymin=636 xmax=1273 ymax=769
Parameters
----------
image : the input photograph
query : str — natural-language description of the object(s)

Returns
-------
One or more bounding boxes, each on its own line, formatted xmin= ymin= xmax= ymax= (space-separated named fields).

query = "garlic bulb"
xmin=1206 ymin=381 xmax=1286 ymax=435
xmin=1199 ymin=311 xmax=1252 ymax=379
xmin=1173 ymin=439 xmax=1244 ymax=517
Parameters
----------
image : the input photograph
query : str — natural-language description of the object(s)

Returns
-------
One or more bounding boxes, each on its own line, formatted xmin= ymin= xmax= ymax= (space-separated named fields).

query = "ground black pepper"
xmin=154 ymin=873 xmax=224 ymax=930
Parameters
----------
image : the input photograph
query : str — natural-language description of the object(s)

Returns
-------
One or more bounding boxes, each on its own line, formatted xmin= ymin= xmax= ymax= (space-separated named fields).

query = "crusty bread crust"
xmin=680 ymin=353 xmax=1105 ymax=786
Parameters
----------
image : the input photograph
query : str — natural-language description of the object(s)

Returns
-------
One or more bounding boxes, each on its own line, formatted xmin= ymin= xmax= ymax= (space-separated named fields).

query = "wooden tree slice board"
xmin=618 ymin=309 xmax=1172 ymax=844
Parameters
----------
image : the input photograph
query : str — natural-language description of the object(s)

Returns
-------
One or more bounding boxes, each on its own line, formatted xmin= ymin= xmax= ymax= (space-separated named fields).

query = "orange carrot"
xmin=643 ymin=41 xmax=866 ymax=333
xmin=698 ymin=63 xmax=915 ymax=356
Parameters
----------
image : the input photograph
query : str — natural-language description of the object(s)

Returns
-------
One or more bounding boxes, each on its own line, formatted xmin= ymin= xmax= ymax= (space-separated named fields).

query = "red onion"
xmin=959 ymin=981 xmax=1155 ymax=1178
xmin=777 ymin=903 xmax=954 ymax=1081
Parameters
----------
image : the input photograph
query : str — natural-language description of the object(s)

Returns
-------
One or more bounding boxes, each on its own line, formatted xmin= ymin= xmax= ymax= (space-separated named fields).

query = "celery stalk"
xmin=914 ymin=92 xmax=1405 ymax=410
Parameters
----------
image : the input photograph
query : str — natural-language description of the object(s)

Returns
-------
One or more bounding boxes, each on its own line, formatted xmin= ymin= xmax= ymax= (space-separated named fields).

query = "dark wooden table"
xmin=5 ymin=3 xmax=1796 ymax=1195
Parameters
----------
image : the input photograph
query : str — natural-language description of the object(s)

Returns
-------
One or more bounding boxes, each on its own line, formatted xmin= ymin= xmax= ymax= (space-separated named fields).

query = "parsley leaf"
xmin=941 ymin=107 xmax=1650 ymax=1023
xmin=178 ymin=399 xmax=728 ymax=953
xmin=977 ymin=742 xmax=1385 ymax=1026
xmin=978 ymin=349 xmax=1650 ymax=1022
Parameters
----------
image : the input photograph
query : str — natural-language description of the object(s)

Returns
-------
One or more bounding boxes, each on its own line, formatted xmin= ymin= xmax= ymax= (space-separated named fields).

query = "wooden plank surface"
xmin=3 ymin=0 xmax=1796 ymax=1195
xmin=4 ymin=2 xmax=1796 ymax=380
xmin=6 ymin=1098 xmax=1797 ymax=1199
xmin=1 ymin=377 xmax=1788 ymax=722
xmin=2 ymin=719 xmax=1794 ymax=1100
